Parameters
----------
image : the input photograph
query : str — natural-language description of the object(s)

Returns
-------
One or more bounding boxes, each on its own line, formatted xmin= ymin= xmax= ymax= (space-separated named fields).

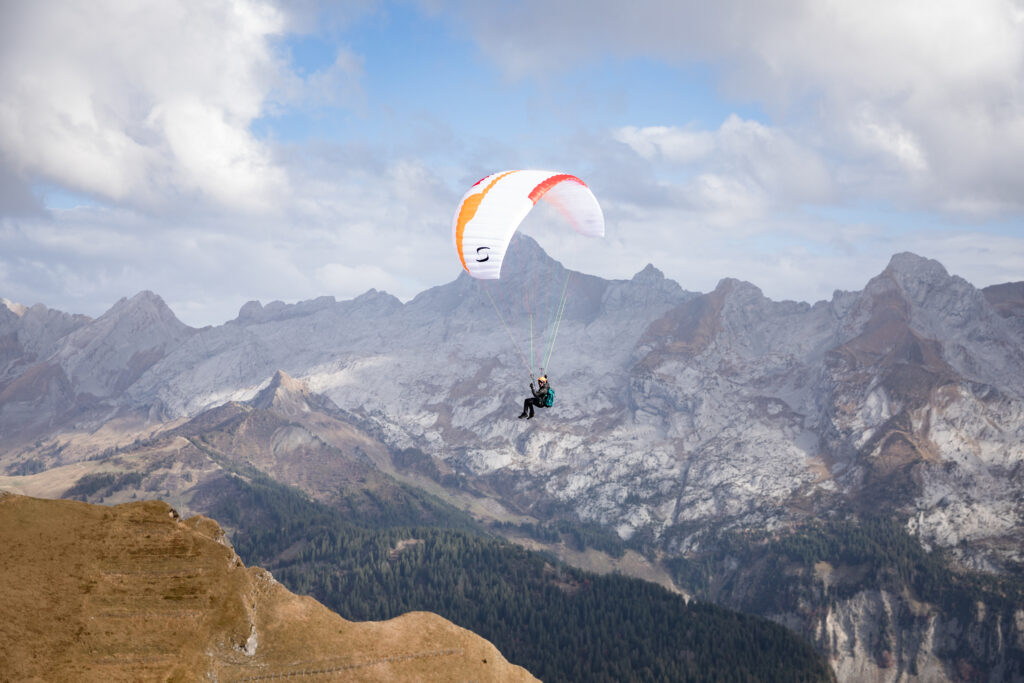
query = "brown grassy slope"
xmin=0 ymin=493 xmax=537 ymax=682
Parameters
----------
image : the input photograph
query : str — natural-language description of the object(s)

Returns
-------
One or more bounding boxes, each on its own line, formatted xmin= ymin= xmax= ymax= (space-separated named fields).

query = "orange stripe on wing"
xmin=528 ymin=173 xmax=585 ymax=204
xmin=455 ymin=171 xmax=517 ymax=273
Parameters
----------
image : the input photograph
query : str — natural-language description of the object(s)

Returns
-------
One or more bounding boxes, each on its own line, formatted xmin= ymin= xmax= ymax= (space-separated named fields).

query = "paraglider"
xmin=451 ymin=170 xmax=604 ymax=418
xmin=519 ymin=374 xmax=553 ymax=419
xmin=453 ymin=170 xmax=604 ymax=279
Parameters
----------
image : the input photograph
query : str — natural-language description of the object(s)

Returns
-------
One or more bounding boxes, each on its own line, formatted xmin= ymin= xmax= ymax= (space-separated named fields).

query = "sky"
xmin=1 ymin=0 xmax=1023 ymax=327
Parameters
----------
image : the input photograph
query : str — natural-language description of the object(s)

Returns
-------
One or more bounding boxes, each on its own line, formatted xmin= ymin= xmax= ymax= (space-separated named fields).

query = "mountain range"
xmin=2 ymin=235 xmax=1023 ymax=681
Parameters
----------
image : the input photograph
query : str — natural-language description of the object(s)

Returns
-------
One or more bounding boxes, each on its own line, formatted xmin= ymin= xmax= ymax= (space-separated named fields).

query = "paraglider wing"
xmin=452 ymin=170 xmax=604 ymax=279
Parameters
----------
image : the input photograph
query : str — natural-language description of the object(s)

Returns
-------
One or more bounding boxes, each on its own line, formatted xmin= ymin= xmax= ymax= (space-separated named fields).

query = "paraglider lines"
xmin=480 ymin=280 xmax=534 ymax=377
xmin=541 ymin=270 xmax=572 ymax=373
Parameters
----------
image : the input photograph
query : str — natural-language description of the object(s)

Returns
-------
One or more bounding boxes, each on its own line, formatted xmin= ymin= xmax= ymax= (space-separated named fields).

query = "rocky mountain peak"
xmin=710 ymin=278 xmax=780 ymax=333
xmin=501 ymin=232 xmax=566 ymax=280
xmin=351 ymin=288 xmax=402 ymax=308
xmin=855 ymin=253 xmax=971 ymax=327
xmin=232 ymin=296 xmax=345 ymax=325
xmin=0 ymin=301 xmax=89 ymax=361
xmin=49 ymin=291 xmax=196 ymax=400
xmin=1 ymin=298 xmax=27 ymax=317
xmin=109 ymin=289 xmax=166 ymax=312
xmin=632 ymin=263 xmax=665 ymax=283
xmin=100 ymin=290 xmax=192 ymax=334
xmin=854 ymin=253 xmax=1024 ymax=391
xmin=884 ymin=251 xmax=949 ymax=280
xmin=236 ymin=299 xmax=265 ymax=321
xmin=870 ymin=252 xmax=974 ymax=313
xmin=250 ymin=369 xmax=318 ymax=415
xmin=714 ymin=277 xmax=765 ymax=300
xmin=92 ymin=292 xmax=188 ymax=342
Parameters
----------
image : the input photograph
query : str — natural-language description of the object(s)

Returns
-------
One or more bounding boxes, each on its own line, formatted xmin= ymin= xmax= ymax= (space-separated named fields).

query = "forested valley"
xmin=203 ymin=471 xmax=835 ymax=682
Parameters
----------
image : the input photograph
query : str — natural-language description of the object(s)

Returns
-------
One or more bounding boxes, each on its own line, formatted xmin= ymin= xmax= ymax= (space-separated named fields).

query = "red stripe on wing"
xmin=528 ymin=173 xmax=585 ymax=204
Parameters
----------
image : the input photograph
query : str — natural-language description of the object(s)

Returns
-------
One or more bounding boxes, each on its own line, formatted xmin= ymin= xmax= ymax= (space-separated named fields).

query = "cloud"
xmin=0 ymin=157 xmax=45 ymax=216
xmin=456 ymin=0 xmax=1024 ymax=217
xmin=315 ymin=262 xmax=403 ymax=294
xmin=614 ymin=125 xmax=715 ymax=164
xmin=847 ymin=105 xmax=929 ymax=174
xmin=527 ymin=118 xmax=1024 ymax=309
xmin=611 ymin=115 xmax=832 ymax=229
xmin=0 ymin=147 xmax=461 ymax=326
xmin=2 ymin=0 xmax=1021 ymax=329
xmin=0 ymin=0 xmax=290 ymax=214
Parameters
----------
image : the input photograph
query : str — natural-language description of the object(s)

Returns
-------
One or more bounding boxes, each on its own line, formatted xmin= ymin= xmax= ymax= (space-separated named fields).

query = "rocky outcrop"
xmin=815 ymin=590 xmax=1024 ymax=683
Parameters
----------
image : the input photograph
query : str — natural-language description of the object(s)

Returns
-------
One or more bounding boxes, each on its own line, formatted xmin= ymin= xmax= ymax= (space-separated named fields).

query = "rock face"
xmin=817 ymin=589 xmax=1024 ymax=683
xmin=0 ymin=492 xmax=537 ymax=682
xmin=2 ymin=239 xmax=1024 ymax=681
xmin=0 ymin=291 xmax=194 ymax=444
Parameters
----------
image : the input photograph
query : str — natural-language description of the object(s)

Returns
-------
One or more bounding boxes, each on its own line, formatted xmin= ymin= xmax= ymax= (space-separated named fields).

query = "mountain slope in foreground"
xmin=0 ymin=493 xmax=536 ymax=682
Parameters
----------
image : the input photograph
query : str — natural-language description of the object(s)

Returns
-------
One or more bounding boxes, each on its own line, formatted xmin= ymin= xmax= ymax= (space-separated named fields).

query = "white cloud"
xmin=531 ymin=121 xmax=1024 ymax=308
xmin=612 ymin=115 xmax=832 ymax=228
xmin=0 ymin=147 xmax=461 ymax=326
xmin=2 ymin=0 xmax=1021 ymax=329
xmin=315 ymin=262 xmax=403 ymax=294
xmin=152 ymin=99 xmax=285 ymax=211
xmin=0 ymin=0 xmax=289 ymax=213
xmin=458 ymin=0 xmax=1024 ymax=217
xmin=614 ymin=125 xmax=714 ymax=164
xmin=847 ymin=106 xmax=929 ymax=174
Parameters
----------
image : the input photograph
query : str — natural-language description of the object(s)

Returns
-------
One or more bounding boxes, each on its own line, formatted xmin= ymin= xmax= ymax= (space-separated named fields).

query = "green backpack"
xmin=544 ymin=387 xmax=555 ymax=407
